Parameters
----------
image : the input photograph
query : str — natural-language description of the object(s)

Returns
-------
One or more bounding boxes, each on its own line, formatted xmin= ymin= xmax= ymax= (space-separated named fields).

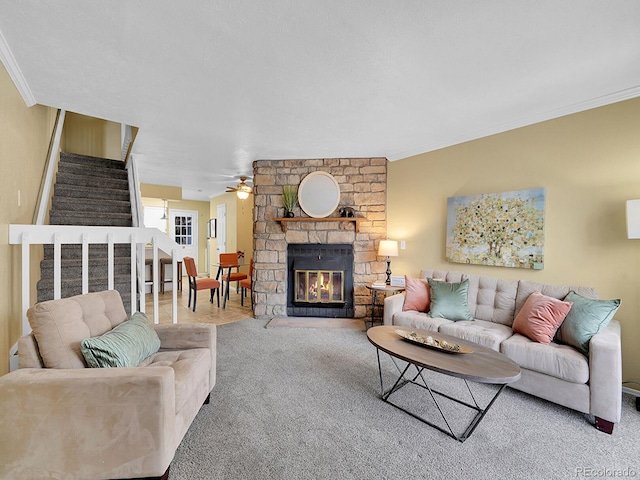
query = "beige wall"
xmin=209 ymin=193 xmax=253 ymax=272
xmin=388 ymin=97 xmax=640 ymax=385
xmin=0 ymin=64 xmax=57 ymax=376
xmin=61 ymin=112 xmax=121 ymax=160
xmin=236 ymin=195 xmax=254 ymax=265
xmin=141 ymin=195 xmax=210 ymax=271
xmin=140 ymin=183 xmax=181 ymax=201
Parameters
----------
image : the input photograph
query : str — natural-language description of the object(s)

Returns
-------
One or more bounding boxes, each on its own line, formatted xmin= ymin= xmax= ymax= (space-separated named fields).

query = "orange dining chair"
xmin=240 ymin=258 xmax=253 ymax=308
xmin=218 ymin=252 xmax=248 ymax=308
xmin=183 ymin=256 xmax=220 ymax=312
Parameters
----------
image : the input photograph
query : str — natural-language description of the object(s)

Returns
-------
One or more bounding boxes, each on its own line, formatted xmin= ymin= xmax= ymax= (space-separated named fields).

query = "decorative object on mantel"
xmin=282 ymin=185 xmax=298 ymax=217
xmin=446 ymin=188 xmax=545 ymax=270
xmin=378 ymin=239 xmax=399 ymax=285
xmin=298 ymin=171 xmax=341 ymax=218
xmin=339 ymin=207 xmax=355 ymax=218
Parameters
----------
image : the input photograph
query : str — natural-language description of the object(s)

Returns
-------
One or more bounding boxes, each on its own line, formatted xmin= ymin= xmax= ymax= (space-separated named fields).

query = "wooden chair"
xmin=184 ymin=256 xmax=220 ymax=312
xmin=219 ymin=252 xmax=248 ymax=308
xmin=240 ymin=258 xmax=253 ymax=308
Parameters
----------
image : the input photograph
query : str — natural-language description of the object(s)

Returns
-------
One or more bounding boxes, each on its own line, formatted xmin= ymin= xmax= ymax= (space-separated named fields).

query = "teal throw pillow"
xmin=81 ymin=312 xmax=161 ymax=368
xmin=427 ymin=278 xmax=474 ymax=322
xmin=558 ymin=291 xmax=620 ymax=356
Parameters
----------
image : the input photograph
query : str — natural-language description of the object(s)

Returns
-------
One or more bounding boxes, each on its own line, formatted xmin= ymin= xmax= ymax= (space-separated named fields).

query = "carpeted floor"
xmin=265 ymin=316 xmax=365 ymax=330
xmin=171 ymin=319 xmax=639 ymax=480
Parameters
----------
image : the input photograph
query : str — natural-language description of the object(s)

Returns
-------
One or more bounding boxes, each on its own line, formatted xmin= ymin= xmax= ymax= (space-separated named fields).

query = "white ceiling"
xmin=1 ymin=1 xmax=639 ymax=201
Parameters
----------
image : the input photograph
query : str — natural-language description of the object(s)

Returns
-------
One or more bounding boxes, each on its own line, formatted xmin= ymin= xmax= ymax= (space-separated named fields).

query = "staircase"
xmin=37 ymin=152 xmax=135 ymax=310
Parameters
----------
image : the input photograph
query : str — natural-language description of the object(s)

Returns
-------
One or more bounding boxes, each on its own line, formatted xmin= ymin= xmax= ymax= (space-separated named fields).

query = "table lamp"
xmin=378 ymin=239 xmax=399 ymax=285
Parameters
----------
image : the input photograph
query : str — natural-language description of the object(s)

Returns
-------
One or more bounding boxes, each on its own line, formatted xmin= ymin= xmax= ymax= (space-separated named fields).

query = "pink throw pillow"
xmin=402 ymin=276 xmax=430 ymax=312
xmin=513 ymin=291 xmax=573 ymax=344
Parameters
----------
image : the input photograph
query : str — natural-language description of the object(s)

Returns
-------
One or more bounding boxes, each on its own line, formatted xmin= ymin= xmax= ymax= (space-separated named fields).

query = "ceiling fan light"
xmin=237 ymin=189 xmax=250 ymax=200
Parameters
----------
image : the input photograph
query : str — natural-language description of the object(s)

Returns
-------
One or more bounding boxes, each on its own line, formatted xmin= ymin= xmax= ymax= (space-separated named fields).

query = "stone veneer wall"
xmin=252 ymin=158 xmax=388 ymax=319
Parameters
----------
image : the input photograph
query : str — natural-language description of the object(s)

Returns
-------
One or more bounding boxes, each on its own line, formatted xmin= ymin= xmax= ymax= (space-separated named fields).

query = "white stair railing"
xmin=8 ymin=224 xmax=182 ymax=367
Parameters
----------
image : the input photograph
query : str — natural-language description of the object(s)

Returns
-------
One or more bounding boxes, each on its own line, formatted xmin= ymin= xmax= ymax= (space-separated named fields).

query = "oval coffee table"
xmin=367 ymin=325 xmax=521 ymax=442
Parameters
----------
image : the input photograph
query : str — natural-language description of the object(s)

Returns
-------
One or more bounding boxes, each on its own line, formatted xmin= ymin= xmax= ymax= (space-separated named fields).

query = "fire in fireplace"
xmin=287 ymin=244 xmax=354 ymax=318
xmin=295 ymin=270 xmax=344 ymax=303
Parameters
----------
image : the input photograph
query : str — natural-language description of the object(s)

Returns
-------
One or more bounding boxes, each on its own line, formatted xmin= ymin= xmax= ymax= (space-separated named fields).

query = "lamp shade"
xmin=236 ymin=189 xmax=250 ymax=200
xmin=626 ymin=199 xmax=640 ymax=239
xmin=378 ymin=240 xmax=399 ymax=257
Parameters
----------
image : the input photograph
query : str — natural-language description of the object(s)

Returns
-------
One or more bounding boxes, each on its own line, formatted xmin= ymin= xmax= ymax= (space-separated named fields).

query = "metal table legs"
xmin=376 ymin=349 xmax=508 ymax=442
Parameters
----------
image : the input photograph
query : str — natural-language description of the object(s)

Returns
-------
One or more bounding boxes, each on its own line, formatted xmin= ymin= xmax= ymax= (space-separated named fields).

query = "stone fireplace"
xmin=251 ymin=158 xmax=388 ymax=320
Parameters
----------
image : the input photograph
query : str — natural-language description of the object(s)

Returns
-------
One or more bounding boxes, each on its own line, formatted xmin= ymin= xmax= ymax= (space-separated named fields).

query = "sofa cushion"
xmin=557 ymin=291 xmax=621 ymax=355
xmin=81 ymin=312 xmax=161 ymax=368
xmin=141 ymin=348 xmax=212 ymax=413
xmin=427 ymin=278 xmax=474 ymax=321
xmin=402 ymin=276 xmax=430 ymax=312
xmin=420 ymin=269 xmax=466 ymax=283
xmin=467 ymin=274 xmax=519 ymax=326
xmin=515 ymin=280 xmax=599 ymax=318
xmin=27 ymin=290 xmax=128 ymax=369
xmin=439 ymin=319 xmax=513 ymax=351
xmin=501 ymin=333 xmax=589 ymax=384
xmin=512 ymin=291 xmax=573 ymax=344
xmin=391 ymin=310 xmax=452 ymax=332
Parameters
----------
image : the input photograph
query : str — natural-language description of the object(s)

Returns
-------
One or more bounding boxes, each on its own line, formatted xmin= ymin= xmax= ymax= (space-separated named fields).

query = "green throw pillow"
xmin=558 ymin=291 xmax=620 ymax=356
xmin=81 ymin=312 xmax=161 ymax=368
xmin=427 ymin=278 xmax=474 ymax=322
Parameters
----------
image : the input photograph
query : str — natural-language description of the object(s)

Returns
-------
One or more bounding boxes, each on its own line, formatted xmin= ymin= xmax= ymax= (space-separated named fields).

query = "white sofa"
xmin=0 ymin=290 xmax=217 ymax=480
xmin=383 ymin=269 xmax=622 ymax=434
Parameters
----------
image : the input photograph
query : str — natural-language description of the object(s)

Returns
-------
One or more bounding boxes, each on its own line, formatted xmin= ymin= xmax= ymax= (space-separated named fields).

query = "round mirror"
xmin=298 ymin=171 xmax=341 ymax=218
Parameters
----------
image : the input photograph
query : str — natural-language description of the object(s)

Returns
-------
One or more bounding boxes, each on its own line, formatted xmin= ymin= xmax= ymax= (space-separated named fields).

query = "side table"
xmin=365 ymin=284 xmax=405 ymax=329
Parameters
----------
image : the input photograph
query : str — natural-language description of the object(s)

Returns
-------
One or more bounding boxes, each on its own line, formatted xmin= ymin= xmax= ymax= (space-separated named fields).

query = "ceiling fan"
xmin=225 ymin=176 xmax=253 ymax=199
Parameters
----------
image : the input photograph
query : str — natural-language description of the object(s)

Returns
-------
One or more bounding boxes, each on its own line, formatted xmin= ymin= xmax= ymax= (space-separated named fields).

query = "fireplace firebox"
xmin=287 ymin=244 xmax=354 ymax=318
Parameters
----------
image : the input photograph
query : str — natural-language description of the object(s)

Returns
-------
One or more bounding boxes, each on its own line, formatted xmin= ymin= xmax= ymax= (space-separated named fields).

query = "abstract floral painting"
xmin=446 ymin=188 xmax=545 ymax=269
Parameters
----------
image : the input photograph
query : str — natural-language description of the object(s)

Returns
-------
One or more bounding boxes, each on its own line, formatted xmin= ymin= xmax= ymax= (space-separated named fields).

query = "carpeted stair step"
xmin=53 ymin=183 xmax=131 ymax=202
xmin=43 ymin=244 xmax=134 ymax=259
xmin=37 ymin=276 xmax=133 ymax=309
xmin=57 ymin=159 xmax=128 ymax=181
xmin=37 ymin=275 xmax=132 ymax=293
xmin=49 ymin=210 xmax=132 ymax=226
xmin=59 ymin=152 xmax=127 ymax=171
xmin=40 ymin=257 xmax=132 ymax=279
xmin=52 ymin=196 xmax=131 ymax=214
xmin=54 ymin=171 xmax=129 ymax=190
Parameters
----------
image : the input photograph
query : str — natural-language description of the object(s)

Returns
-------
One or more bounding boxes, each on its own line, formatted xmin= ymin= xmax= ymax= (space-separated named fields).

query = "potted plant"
xmin=282 ymin=185 xmax=298 ymax=217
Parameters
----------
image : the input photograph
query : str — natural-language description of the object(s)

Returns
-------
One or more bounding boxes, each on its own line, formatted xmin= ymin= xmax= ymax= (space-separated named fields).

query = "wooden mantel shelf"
xmin=274 ymin=217 xmax=365 ymax=233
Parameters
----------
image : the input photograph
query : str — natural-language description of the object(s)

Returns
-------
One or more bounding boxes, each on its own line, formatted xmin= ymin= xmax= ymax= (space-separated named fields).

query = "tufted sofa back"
xmin=24 ymin=290 xmax=128 ymax=369
xmin=421 ymin=269 xmax=519 ymax=326
xmin=419 ymin=269 xmax=601 ymax=327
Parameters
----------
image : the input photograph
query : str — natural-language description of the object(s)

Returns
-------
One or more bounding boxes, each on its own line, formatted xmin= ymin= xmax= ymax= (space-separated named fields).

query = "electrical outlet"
xmin=400 ymin=240 xmax=406 ymax=250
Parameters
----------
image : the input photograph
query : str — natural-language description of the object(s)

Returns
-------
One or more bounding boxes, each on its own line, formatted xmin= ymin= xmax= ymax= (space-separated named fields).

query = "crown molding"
xmin=0 ymin=27 xmax=36 ymax=107
xmin=387 ymin=85 xmax=640 ymax=162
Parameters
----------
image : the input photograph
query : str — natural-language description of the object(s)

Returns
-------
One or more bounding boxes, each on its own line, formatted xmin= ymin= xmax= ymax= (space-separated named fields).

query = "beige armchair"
xmin=0 ymin=290 xmax=216 ymax=480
